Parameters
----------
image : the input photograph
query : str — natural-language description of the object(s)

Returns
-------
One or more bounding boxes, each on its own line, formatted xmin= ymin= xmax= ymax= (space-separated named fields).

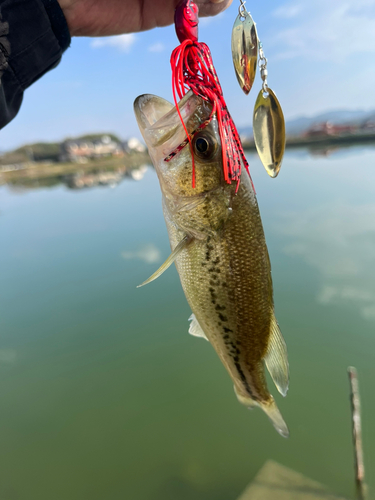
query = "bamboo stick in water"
xmin=348 ymin=366 xmax=367 ymax=500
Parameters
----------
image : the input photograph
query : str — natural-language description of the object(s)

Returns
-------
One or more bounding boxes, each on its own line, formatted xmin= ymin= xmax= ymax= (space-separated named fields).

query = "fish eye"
xmin=193 ymin=133 xmax=217 ymax=160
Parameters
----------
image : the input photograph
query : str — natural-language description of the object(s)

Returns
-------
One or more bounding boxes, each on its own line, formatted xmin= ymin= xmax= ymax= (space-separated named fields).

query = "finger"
xmin=197 ymin=0 xmax=233 ymax=17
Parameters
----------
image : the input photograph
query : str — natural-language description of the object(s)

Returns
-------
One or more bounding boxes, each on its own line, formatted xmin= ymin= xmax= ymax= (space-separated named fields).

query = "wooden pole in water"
xmin=348 ymin=366 xmax=367 ymax=500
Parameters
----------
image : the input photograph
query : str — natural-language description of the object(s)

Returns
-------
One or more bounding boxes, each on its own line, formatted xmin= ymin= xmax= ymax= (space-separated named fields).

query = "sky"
xmin=1 ymin=0 xmax=375 ymax=150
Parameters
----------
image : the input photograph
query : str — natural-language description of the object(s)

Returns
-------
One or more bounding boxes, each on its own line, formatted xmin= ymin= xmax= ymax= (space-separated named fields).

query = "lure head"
xmin=134 ymin=92 xmax=234 ymax=235
xmin=175 ymin=0 xmax=199 ymax=43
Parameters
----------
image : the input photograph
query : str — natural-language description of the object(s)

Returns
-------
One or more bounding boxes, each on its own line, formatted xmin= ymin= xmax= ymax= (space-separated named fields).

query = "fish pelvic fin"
xmin=234 ymin=386 xmax=289 ymax=438
xmin=264 ymin=311 xmax=289 ymax=397
xmin=137 ymin=235 xmax=191 ymax=288
xmin=233 ymin=385 xmax=257 ymax=408
xmin=188 ymin=314 xmax=209 ymax=341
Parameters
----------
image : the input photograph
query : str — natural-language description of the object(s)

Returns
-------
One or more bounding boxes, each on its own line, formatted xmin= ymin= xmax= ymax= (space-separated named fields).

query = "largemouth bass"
xmin=134 ymin=91 xmax=289 ymax=437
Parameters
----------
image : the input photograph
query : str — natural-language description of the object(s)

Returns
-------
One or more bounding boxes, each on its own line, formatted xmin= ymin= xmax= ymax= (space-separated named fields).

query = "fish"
xmin=134 ymin=91 xmax=289 ymax=437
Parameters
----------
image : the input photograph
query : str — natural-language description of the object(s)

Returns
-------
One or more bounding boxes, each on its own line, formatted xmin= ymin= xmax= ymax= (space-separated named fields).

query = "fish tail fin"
xmin=234 ymin=386 xmax=289 ymax=438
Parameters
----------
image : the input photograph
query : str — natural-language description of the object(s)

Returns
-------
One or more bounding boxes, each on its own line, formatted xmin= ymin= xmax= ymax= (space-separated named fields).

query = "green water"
xmin=1 ymin=147 xmax=375 ymax=500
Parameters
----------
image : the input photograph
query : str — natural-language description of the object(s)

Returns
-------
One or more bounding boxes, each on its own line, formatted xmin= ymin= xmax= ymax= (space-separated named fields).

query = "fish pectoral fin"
xmin=264 ymin=312 xmax=289 ymax=397
xmin=188 ymin=314 xmax=209 ymax=341
xmin=137 ymin=235 xmax=191 ymax=288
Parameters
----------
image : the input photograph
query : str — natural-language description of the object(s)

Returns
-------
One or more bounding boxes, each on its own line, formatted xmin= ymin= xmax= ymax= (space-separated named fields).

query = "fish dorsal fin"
xmin=137 ymin=235 xmax=191 ymax=288
xmin=264 ymin=312 xmax=289 ymax=397
xmin=188 ymin=314 xmax=208 ymax=341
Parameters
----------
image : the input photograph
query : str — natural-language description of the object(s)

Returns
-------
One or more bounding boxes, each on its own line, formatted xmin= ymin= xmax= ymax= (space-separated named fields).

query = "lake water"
xmin=1 ymin=147 xmax=375 ymax=500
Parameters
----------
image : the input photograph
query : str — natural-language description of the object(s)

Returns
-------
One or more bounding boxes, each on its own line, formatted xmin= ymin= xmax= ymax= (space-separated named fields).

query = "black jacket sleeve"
xmin=0 ymin=0 xmax=71 ymax=129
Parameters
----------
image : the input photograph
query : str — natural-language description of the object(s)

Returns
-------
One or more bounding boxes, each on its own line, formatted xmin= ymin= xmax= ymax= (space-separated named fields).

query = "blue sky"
xmin=1 ymin=0 xmax=375 ymax=150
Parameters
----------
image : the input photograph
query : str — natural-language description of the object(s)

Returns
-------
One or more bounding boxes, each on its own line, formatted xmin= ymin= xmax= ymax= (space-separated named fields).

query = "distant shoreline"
xmin=2 ymin=135 xmax=375 ymax=190
xmin=242 ymin=132 xmax=375 ymax=151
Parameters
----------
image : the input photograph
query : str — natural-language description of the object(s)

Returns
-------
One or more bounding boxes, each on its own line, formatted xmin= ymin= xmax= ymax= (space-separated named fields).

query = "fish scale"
xmin=167 ymin=172 xmax=271 ymax=400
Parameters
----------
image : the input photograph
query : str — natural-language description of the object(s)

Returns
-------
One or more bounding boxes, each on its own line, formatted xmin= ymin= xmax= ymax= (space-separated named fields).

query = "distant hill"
xmin=238 ymin=109 xmax=375 ymax=138
xmin=0 ymin=133 xmax=123 ymax=165
xmin=286 ymin=109 xmax=375 ymax=135
xmin=62 ymin=133 xmax=122 ymax=144
xmin=0 ymin=142 xmax=61 ymax=165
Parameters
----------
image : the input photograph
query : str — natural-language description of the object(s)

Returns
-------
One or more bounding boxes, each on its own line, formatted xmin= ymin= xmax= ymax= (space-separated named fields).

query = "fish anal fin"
xmin=188 ymin=314 xmax=208 ymax=341
xmin=137 ymin=235 xmax=191 ymax=288
xmin=264 ymin=312 xmax=289 ymax=397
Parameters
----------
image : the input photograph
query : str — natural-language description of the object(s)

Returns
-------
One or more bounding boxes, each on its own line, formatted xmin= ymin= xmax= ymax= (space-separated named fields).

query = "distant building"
xmin=304 ymin=121 xmax=357 ymax=138
xmin=123 ymin=137 xmax=146 ymax=153
xmin=60 ymin=135 xmax=124 ymax=162
xmin=360 ymin=119 xmax=375 ymax=132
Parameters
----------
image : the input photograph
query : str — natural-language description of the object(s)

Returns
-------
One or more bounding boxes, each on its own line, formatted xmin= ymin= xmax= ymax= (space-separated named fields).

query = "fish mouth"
xmin=134 ymin=94 xmax=174 ymax=133
xmin=134 ymin=92 xmax=207 ymax=150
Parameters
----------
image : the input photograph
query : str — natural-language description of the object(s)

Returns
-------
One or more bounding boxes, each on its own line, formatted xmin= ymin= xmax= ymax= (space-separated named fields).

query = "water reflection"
xmin=0 ymin=349 xmax=17 ymax=364
xmin=274 ymin=153 xmax=375 ymax=322
xmin=302 ymin=143 xmax=375 ymax=158
xmin=2 ymin=163 xmax=152 ymax=191
xmin=121 ymin=243 xmax=162 ymax=264
xmin=1 ymin=145 xmax=375 ymax=500
xmin=308 ymin=146 xmax=340 ymax=157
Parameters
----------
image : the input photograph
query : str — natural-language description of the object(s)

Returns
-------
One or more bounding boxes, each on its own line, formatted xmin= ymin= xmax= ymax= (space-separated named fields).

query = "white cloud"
xmin=272 ymin=5 xmax=302 ymax=18
xmin=199 ymin=11 xmax=225 ymax=26
xmin=0 ymin=349 xmax=17 ymax=364
xmin=91 ymin=34 xmax=136 ymax=53
xmin=278 ymin=202 xmax=375 ymax=321
xmin=148 ymin=42 xmax=165 ymax=53
xmin=317 ymin=286 xmax=375 ymax=320
xmin=270 ymin=0 xmax=375 ymax=61
xmin=281 ymin=203 xmax=375 ymax=277
xmin=121 ymin=243 xmax=162 ymax=264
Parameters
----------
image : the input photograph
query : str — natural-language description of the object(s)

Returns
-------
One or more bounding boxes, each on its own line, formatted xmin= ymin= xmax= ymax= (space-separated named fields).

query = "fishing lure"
xmin=231 ymin=0 xmax=286 ymax=178
xmin=169 ymin=0 xmax=251 ymax=191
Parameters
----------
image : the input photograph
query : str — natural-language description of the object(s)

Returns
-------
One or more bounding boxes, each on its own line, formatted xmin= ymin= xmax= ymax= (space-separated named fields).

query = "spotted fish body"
xmin=134 ymin=92 xmax=289 ymax=437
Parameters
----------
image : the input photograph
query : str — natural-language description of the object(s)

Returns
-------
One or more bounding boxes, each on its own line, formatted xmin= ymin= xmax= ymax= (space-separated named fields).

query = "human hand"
xmin=58 ymin=0 xmax=233 ymax=37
